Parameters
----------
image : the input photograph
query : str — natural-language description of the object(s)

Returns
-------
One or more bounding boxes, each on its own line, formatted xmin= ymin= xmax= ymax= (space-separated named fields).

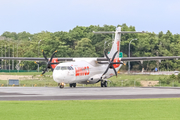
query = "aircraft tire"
xmin=60 ymin=85 xmax=64 ymax=89
xmin=69 ymin=84 xmax=73 ymax=88
xmin=101 ymin=81 xmax=104 ymax=87
xmin=104 ymin=81 xmax=107 ymax=87
xmin=73 ymin=83 xmax=76 ymax=87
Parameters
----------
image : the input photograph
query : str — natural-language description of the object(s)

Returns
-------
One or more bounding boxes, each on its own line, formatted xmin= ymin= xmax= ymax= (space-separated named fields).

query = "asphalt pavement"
xmin=1 ymin=87 xmax=180 ymax=101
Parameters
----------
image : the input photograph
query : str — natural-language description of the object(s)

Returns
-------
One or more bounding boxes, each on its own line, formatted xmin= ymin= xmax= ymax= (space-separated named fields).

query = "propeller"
xmin=102 ymin=51 xmax=124 ymax=77
xmin=40 ymin=50 xmax=59 ymax=76
xmin=34 ymin=61 xmax=40 ymax=65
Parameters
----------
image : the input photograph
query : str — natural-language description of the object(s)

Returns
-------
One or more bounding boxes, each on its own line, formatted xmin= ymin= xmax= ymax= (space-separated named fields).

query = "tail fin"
xmin=93 ymin=27 xmax=145 ymax=58
xmin=108 ymin=27 xmax=121 ymax=58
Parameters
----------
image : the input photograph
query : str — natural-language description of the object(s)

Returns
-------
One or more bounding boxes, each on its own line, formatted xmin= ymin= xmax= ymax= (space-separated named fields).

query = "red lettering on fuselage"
xmin=75 ymin=66 xmax=90 ymax=76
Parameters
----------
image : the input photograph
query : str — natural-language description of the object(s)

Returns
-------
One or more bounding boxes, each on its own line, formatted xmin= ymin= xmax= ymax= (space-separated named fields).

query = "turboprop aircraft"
xmin=1 ymin=27 xmax=180 ymax=88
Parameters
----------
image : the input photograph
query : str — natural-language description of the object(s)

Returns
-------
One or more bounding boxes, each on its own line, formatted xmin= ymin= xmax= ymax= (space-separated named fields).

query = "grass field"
xmin=0 ymin=98 xmax=180 ymax=120
xmin=0 ymin=73 xmax=170 ymax=87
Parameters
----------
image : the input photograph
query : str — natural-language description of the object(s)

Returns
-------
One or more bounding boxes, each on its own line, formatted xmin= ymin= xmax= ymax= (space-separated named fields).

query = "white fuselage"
xmin=53 ymin=58 xmax=122 ymax=84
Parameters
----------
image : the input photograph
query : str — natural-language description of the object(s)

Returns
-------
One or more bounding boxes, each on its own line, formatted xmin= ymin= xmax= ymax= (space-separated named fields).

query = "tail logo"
xmin=116 ymin=41 xmax=120 ymax=51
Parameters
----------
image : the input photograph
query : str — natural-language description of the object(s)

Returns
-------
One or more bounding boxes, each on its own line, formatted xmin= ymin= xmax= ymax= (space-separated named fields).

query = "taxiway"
xmin=0 ymin=87 xmax=180 ymax=101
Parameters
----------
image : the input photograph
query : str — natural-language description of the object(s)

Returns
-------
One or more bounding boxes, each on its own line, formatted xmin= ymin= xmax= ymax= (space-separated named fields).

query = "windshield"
xmin=55 ymin=66 xmax=74 ymax=70
xmin=55 ymin=66 xmax=60 ymax=70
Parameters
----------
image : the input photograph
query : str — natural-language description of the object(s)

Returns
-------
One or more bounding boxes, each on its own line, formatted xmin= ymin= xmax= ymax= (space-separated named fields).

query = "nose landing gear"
xmin=59 ymin=83 xmax=64 ymax=89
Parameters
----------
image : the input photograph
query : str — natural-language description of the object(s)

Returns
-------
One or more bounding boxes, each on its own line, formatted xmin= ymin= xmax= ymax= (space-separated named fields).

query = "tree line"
xmin=1 ymin=24 xmax=180 ymax=71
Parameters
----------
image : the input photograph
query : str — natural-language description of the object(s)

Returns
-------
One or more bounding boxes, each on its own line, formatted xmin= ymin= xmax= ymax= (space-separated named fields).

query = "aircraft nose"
xmin=53 ymin=71 xmax=62 ymax=83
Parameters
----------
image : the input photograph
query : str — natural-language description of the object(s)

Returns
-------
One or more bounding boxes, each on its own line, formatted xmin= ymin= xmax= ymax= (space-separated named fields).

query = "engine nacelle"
xmin=87 ymin=74 xmax=101 ymax=83
xmin=50 ymin=58 xmax=59 ymax=69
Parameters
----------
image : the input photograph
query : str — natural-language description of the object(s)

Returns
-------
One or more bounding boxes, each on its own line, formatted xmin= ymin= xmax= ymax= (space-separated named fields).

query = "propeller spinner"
xmin=41 ymin=50 xmax=59 ymax=76
xmin=102 ymin=51 xmax=124 ymax=77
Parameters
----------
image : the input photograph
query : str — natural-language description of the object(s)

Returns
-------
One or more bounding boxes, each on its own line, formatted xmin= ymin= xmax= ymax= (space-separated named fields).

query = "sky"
xmin=0 ymin=0 xmax=180 ymax=35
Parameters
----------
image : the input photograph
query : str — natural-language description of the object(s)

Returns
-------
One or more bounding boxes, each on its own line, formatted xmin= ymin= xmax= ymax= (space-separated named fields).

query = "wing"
xmin=97 ymin=56 xmax=180 ymax=62
xmin=1 ymin=56 xmax=180 ymax=62
xmin=0 ymin=57 xmax=73 ymax=62
xmin=121 ymin=56 xmax=180 ymax=61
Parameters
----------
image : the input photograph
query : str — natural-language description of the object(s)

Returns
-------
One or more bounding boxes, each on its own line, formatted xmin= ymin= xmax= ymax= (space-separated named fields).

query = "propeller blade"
xmin=111 ymin=51 xmax=118 ymax=62
xmin=50 ymin=63 xmax=59 ymax=64
xmin=40 ymin=50 xmax=58 ymax=76
xmin=41 ymin=66 xmax=48 ymax=76
xmin=50 ymin=66 xmax=54 ymax=72
xmin=49 ymin=50 xmax=57 ymax=62
xmin=102 ymin=65 xmax=110 ymax=76
xmin=112 ymin=65 xmax=117 ymax=77
xmin=104 ymin=51 xmax=110 ymax=62
xmin=42 ymin=50 xmax=48 ymax=62
xmin=101 ymin=51 xmax=120 ymax=77
xmin=34 ymin=61 xmax=40 ymax=64
xmin=98 ymin=62 xmax=109 ymax=64
xmin=111 ymin=62 xmax=124 ymax=64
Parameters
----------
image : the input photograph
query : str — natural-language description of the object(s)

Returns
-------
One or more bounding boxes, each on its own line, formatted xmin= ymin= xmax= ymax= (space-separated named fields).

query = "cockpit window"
xmin=55 ymin=66 xmax=60 ymax=70
xmin=55 ymin=66 xmax=74 ymax=70
xmin=70 ymin=66 xmax=74 ymax=70
xmin=61 ymin=66 xmax=67 ymax=70
xmin=67 ymin=66 xmax=71 ymax=70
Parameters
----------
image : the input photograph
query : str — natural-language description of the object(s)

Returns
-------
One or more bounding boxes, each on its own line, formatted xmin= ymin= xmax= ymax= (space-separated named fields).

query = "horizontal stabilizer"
xmin=120 ymin=31 xmax=145 ymax=34
xmin=93 ymin=31 xmax=115 ymax=34
xmin=93 ymin=31 xmax=145 ymax=34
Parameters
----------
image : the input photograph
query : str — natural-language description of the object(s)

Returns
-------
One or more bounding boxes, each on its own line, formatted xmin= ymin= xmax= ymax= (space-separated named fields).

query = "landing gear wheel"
xmin=104 ymin=81 xmax=107 ymax=87
xmin=73 ymin=83 xmax=76 ymax=87
xmin=59 ymin=83 xmax=64 ymax=89
xmin=101 ymin=81 xmax=104 ymax=87
xmin=60 ymin=85 xmax=64 ymax=88
xmin=70 ymin=83 xmax=76 ymax=88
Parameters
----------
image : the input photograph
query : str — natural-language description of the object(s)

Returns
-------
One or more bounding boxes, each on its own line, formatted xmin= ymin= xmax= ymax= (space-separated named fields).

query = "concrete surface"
xmin=0 ymin=87 xmax=180 ymax=101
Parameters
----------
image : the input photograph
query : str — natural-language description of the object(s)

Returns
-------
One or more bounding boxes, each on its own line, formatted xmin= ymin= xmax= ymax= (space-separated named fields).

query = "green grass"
xmin=1 ymin=98 xmax=180 ymax=120
xmin=109 ymin=74 xmax=167 ymax=81
xmin=0 ymin=73 xmax=170 ymax=87
xmin=108 ymin=74 xmax=168 ymax=87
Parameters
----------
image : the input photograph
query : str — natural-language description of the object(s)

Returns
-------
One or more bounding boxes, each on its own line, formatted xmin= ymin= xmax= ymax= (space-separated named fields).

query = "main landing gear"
xmin=101 ymin=81 xmax=107 ymax=87
xmin=58 ymin=83 xmax=64 ymax=89
xmin=69 ymin=83 xmax=76 ymax=88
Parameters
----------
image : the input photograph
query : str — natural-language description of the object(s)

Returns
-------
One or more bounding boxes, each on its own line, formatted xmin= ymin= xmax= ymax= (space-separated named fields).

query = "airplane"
xmin=1 ymin=27 xmax=180 ymax=88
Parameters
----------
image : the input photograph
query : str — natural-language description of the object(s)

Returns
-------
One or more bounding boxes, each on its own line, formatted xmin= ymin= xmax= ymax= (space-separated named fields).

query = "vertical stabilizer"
xmin=93 ymin=27 xmax=145 ymax=58
xmin=108 ymin=27 xmax=121 ymax=58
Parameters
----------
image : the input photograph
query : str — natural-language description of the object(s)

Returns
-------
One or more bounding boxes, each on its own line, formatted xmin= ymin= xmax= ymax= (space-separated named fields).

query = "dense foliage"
xmin=1 ymin=24 xmax=180 ymax=71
